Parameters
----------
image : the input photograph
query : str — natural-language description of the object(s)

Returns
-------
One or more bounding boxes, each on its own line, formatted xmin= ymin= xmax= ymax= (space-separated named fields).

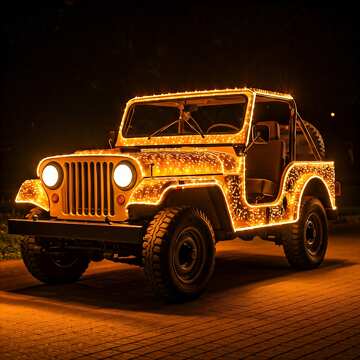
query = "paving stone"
xmin=1 ymin=226 xmax=360 ymax=359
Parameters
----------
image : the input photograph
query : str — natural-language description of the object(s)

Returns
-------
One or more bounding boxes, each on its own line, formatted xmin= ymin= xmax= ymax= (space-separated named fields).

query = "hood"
xmin=129 ymin=150 xmax=237 ymax=177
xmin=39 ymin=148 xmax=238 ymax=178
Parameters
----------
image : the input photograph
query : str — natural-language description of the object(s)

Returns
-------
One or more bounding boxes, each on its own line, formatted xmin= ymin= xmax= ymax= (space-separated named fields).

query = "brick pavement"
xmin=0 ymin=224 xmax=359 ymax=359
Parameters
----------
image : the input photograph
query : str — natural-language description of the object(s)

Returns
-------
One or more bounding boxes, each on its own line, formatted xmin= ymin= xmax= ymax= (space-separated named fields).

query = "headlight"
xmin=113 ymin=161 xmax=136 ymax=189
xmin=42 ymin=163 xmax=63 ymax=189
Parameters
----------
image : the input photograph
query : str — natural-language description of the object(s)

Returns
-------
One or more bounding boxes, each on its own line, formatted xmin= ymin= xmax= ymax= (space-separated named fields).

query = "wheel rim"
xmin=49 ymin=252 xmax=79 ymax=269
xmin=172 ymin=226 xmax=206 ymax=285
xmin=304 ymin=212 xmax=323 ymax=256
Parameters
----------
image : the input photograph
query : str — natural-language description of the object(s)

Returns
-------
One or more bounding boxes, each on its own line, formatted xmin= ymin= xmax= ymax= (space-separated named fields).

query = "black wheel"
xmin=283 ymin=197 xmax=328 ymax=270
xmin=142 ymin=207 xmax=216 ymax=302
xmin=20 ymin=209 xmax=90 ymax=284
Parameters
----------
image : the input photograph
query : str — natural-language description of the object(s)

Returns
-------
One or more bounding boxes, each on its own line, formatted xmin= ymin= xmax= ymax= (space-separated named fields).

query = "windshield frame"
xmin=116 ymin=89 xmax=254 ymax=147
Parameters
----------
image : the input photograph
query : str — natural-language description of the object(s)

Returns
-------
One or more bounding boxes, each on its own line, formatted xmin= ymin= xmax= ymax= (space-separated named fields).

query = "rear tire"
xmin=20 ymin=209 xmax=90 ymax=284
xmin=283 ymin=197 xmax=328 ymax=270
xmin=142 ymin=207 xmax=216 ymax=302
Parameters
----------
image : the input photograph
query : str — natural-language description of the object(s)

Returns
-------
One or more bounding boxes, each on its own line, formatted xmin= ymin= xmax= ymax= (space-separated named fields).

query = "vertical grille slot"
xmin=90 ymin=162 xmax=95 ymax=215
xmin=64 ymin=160 xmax=114 ymax=217
xmin=109 ymin=162 xmax=115 ymax=216
xmin=83 ymin=162 xmax=88 ymax=214
xmin=96 ymin=162 xmax=101 ymax=215
xmin=70 ymin=162 xmax=76 ymax=214
xmin=103 ymin=163 xmax=108 ymax=215
xmin=64 ymin=163 xmax=69 ymax=214
xmin=77 ymin=162 xmax=82 ymax=214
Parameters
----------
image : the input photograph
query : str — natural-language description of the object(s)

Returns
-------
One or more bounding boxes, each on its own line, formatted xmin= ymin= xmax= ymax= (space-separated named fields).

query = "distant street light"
xmin=330 ymin=112 xmax=335 ymax=118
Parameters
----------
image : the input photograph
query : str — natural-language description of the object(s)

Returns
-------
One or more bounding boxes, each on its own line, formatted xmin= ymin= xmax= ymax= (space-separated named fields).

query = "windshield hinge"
xmin=233 ymin=144 xmax=245 ymax=156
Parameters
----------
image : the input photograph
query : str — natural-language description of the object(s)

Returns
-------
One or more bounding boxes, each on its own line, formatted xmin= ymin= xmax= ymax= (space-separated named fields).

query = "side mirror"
xmin=252 ymin=124 xmax=270 ymax=144
xmin=108 ymin=130 xmax=116 ymax=149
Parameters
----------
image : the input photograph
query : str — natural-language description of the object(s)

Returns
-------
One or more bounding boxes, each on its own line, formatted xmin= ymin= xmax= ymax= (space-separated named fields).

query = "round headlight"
xmin=113 ymin=162 xmax=136 ymax=189
xmin=42 ymin=163 xmax=62 ymax=189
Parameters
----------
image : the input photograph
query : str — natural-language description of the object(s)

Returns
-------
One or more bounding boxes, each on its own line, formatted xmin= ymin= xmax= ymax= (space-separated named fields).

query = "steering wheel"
xmin=206 ymin=123 xmax=240 ymax=133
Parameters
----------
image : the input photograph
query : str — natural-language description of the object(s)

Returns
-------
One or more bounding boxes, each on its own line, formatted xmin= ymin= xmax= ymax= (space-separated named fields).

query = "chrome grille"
xmin=64 ymin=161 xmax=115 ymax=216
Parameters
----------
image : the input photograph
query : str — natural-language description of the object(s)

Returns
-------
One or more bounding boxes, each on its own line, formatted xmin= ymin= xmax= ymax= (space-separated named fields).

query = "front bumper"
xmin=8 ymin=219 xmax=144 ymax=244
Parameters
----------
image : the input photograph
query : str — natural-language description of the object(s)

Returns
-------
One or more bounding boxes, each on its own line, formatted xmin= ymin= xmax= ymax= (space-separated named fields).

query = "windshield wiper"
xmin=148 ymin=119 xmax=180 ymax=140
xmin=148 ymin=110 xmax=205 ymax=140
xmin=184 ymin=113 xmax=205 ymax=138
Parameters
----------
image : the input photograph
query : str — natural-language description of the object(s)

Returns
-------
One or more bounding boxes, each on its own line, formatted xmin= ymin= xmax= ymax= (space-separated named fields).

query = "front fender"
xmin=15 ymin=179 xmax=49 ymax=212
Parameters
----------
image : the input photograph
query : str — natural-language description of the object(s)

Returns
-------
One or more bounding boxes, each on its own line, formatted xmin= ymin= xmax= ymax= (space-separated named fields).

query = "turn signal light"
xmin=117 ymin=194 xmax=126 ymax=206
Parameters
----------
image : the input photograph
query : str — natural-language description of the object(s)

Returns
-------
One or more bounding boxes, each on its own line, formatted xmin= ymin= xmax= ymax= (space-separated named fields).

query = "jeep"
xmin=8 ymin=88 xmax=336 ymax=301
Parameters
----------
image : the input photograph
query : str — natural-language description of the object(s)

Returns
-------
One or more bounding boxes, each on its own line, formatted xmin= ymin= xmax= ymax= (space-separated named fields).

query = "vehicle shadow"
xmin=7 ymin=249 xmax=355 ymax=316
xmin=330 ymin=222 xmax=360 ymax=236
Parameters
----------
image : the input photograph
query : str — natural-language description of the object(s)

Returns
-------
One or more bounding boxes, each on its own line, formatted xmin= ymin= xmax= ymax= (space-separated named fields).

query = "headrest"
xmin=256 ymin=121 xmax=280 ymax=140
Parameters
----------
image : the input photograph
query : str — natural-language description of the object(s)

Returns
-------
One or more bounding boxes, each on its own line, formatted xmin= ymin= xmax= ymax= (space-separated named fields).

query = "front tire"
xmin=142 ymin=207 xmax=216 ymax=302
xmin=20 ymin=209 xmax=90 ymax=284
xmin=283 ymin=197 xmax=328 ymax=270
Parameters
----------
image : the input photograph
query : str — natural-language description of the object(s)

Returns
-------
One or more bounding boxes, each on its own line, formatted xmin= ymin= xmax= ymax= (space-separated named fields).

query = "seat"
xmin=246 ymin=178 xmax=275 ymax=198
xmin=246 ymin=121 xmax=285 ymax=203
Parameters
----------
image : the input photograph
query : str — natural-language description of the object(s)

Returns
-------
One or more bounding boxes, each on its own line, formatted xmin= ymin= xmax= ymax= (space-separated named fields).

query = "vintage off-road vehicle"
xmin=9 ymin=88 xmax=336 ymax=301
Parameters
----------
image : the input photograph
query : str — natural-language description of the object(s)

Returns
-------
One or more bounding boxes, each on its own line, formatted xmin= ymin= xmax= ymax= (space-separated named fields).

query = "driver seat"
xmin=246 ymin=121 xmax=285 ymax=203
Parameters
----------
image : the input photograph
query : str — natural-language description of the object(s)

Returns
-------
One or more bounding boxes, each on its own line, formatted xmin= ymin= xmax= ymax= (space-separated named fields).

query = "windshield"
xmin=123 ymin=95 xmax=248 ymax=138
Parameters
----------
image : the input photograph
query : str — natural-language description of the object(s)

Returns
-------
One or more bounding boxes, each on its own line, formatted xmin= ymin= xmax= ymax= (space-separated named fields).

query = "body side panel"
xmin=128 ymin=158 xmax=336 ymax=232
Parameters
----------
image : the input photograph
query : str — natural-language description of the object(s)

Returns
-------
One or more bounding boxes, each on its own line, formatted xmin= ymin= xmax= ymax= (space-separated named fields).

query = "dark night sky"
xmin=1 ymin=1 xmax=360 ymax=194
